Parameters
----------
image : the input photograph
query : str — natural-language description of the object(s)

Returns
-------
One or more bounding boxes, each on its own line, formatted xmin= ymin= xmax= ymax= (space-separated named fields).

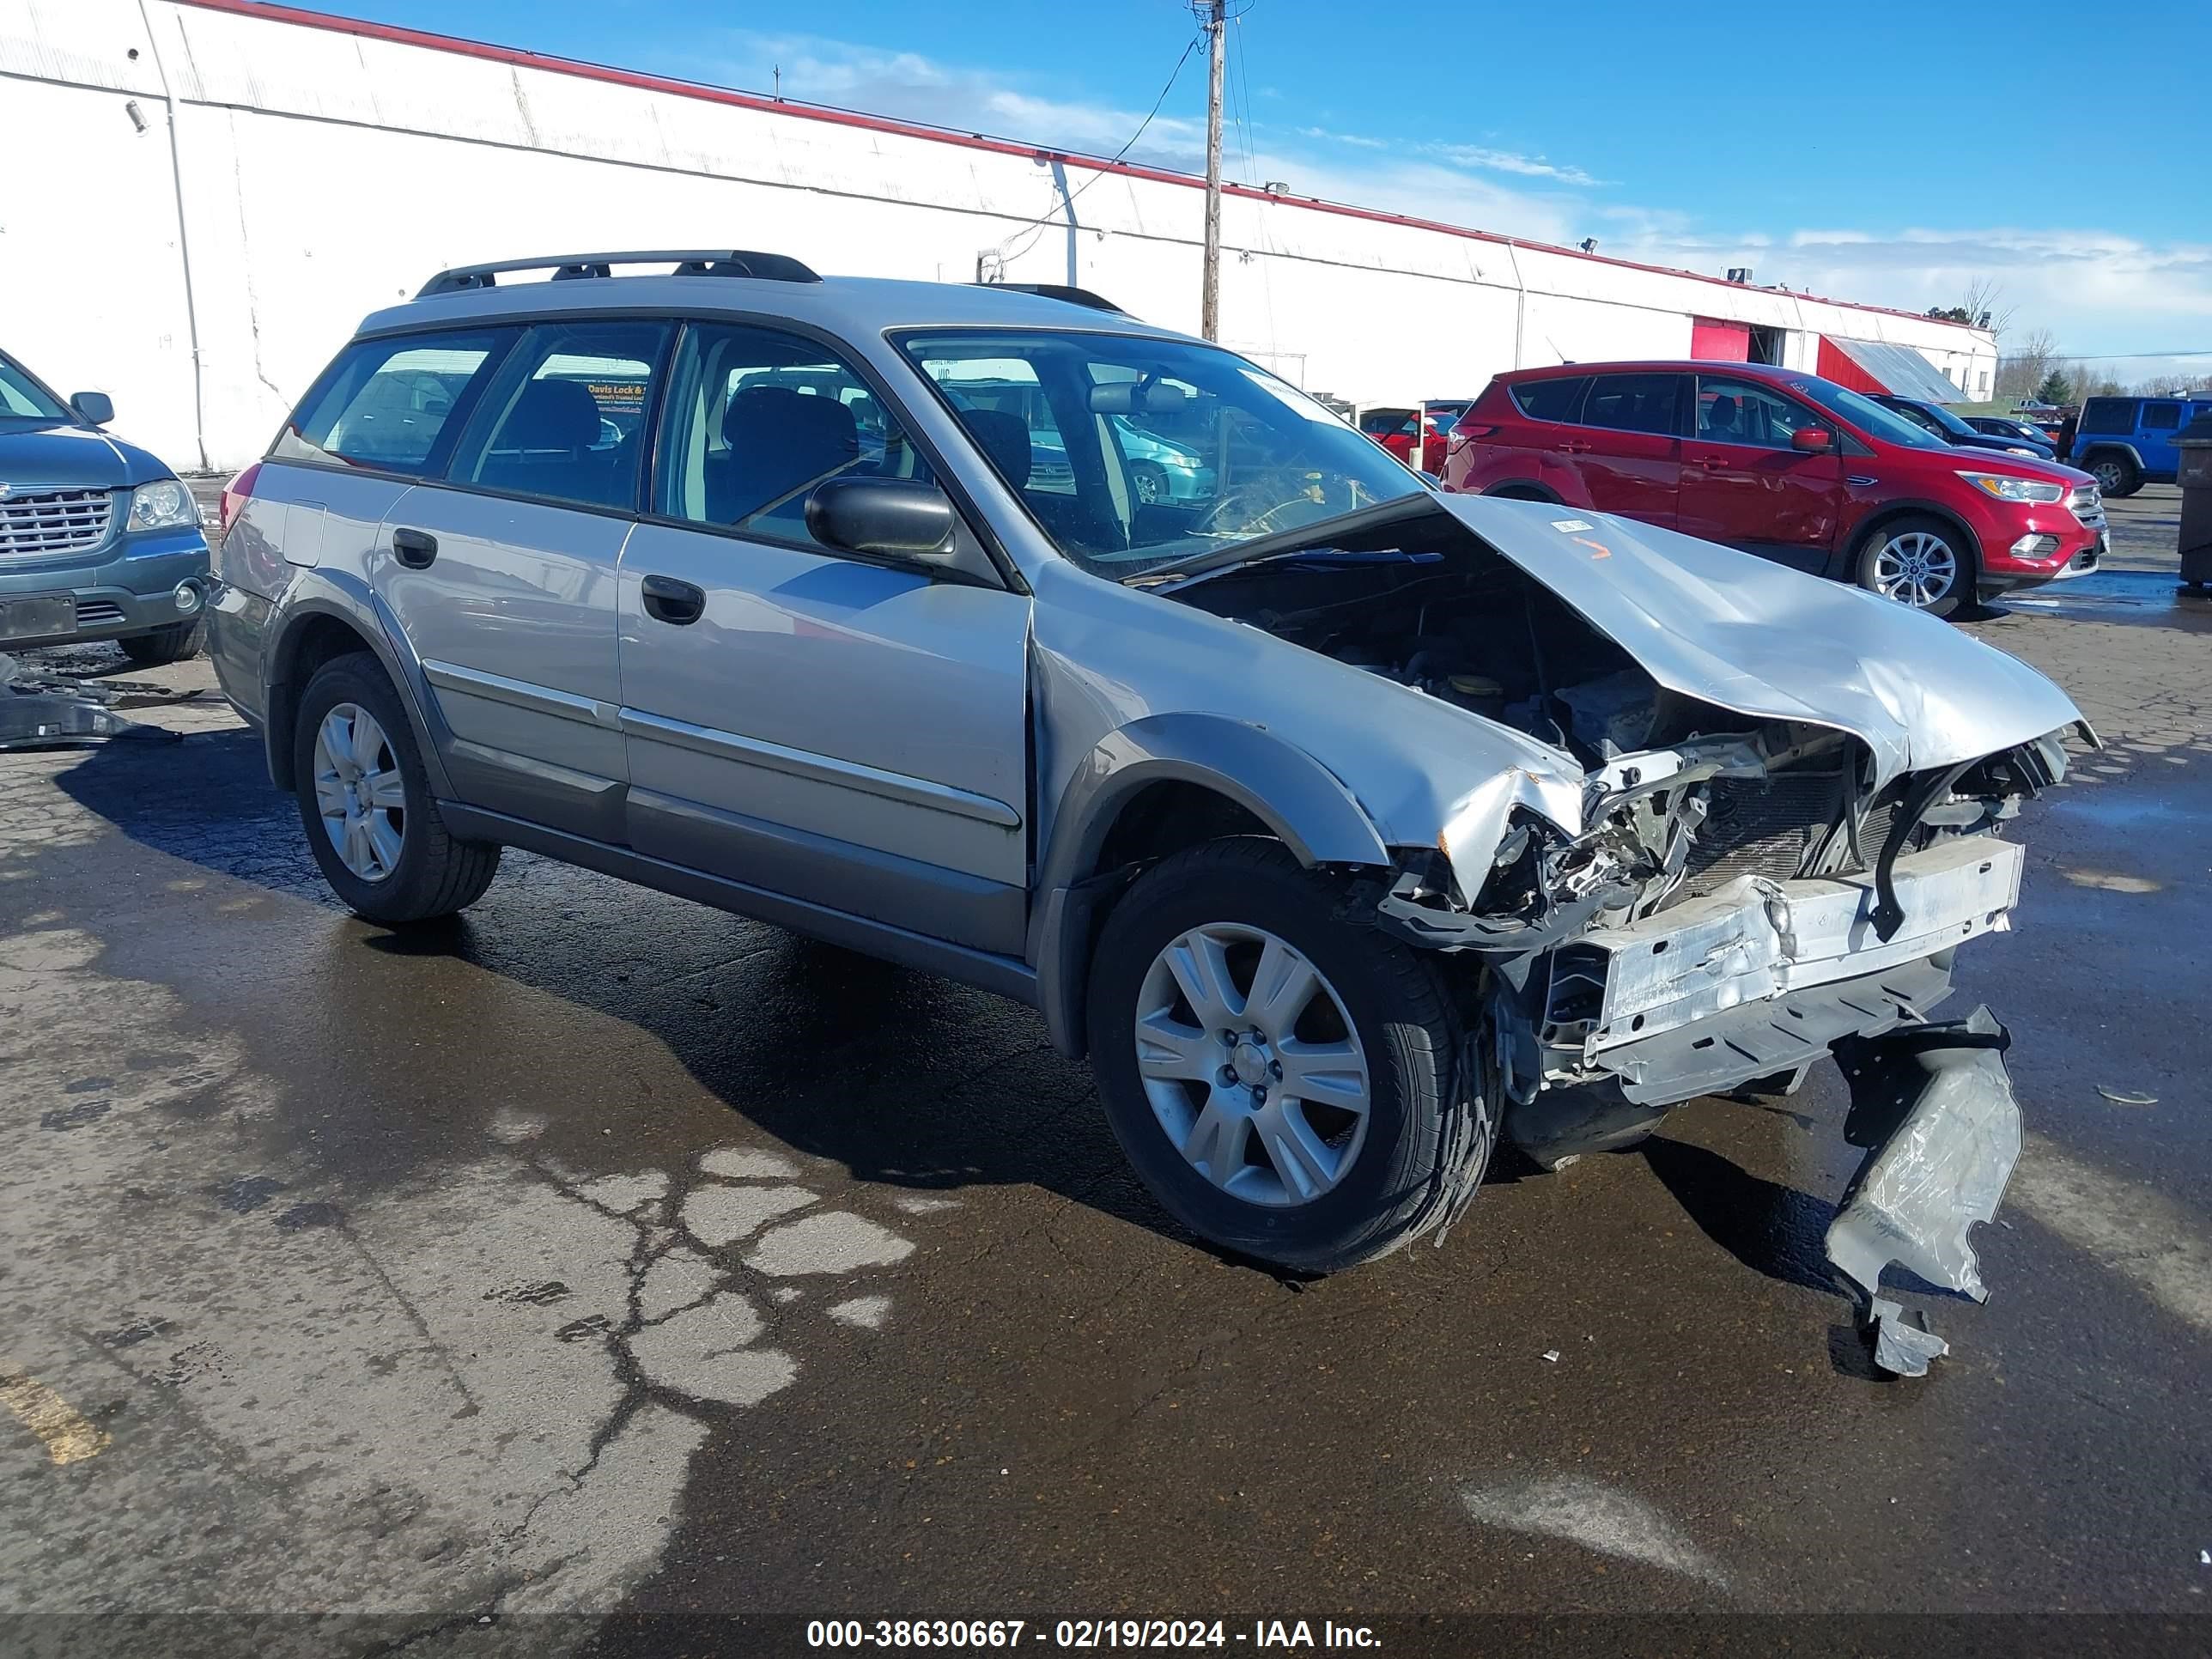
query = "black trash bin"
xmin=2179 ymin=410 xmax=2212 ymax=593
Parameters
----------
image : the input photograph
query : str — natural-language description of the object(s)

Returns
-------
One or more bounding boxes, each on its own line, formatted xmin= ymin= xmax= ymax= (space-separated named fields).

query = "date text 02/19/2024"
xmin=805 ymin=1620 xmax=1382 ymax=1649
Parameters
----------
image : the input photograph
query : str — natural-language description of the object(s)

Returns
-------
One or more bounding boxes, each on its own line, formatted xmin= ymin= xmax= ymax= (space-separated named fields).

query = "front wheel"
xmin=1855 ymin=515 xmax=1974 ymax=617
xmin=2087 ymin=453 xmax=2141 ymax=497
xmin=1086 ymin=838 xmax=1486 ymax=1273
xmin=291 ymin=653 xmax=501 ymax=924
xmin=118 ymin=617 xmax=204 ymax=667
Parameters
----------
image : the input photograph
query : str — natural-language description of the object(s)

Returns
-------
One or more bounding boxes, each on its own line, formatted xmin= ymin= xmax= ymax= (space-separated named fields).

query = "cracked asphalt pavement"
xmin=2 ymin=489 xmax=2208 ymax=1654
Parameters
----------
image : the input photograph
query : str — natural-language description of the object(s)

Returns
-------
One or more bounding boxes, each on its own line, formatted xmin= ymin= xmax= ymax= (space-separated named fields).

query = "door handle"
xmin=1692 ymin=455 xmax=1730 ymax=471
xmin=640 ymin=574 xmax=706 ymax=626
xmin=392 ymin=527 xmax=438 ymax=568
xmin=1560 ymin=439 xmax=1594 ymax=455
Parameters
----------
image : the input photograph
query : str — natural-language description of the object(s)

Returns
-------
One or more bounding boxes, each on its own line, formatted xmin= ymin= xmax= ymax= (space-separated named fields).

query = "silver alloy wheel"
xmin=1132 ymin=923 xmax=1371 ymax=1207
xmin=312 ymin=702 xmax=407 ymax=882
xmin=1870 ymin=529 xmax=1960 ymax=608
xmin=2091 ymin=458 xmax=2126 ymax=493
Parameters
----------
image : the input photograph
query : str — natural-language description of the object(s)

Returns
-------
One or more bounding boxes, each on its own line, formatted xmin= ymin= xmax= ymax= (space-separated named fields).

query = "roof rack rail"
xmin=417 ymin=250 xmax=822 ymax=297
xmin=976 ymin=283 xmax=1127 ymax=315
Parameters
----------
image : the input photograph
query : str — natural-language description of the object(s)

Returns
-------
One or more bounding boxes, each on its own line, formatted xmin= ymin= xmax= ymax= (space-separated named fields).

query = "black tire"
xmin=118 ymin=617 xmax=204 ymax=667
xmin=1486 ymin=484 xmax=1556 ymax=502
xmin=291 ymin=653 xmax=500 ymax=924
xmin=2086 ymin=452 xmax=2141 ymax=497
xmin=1131 ymin=461 xmax=1170 ymax=506
xmin=1086 ymin=837 xmax=1484 ymax=1273
xmin=1852 ymin=514 xmax=1976 ymax=618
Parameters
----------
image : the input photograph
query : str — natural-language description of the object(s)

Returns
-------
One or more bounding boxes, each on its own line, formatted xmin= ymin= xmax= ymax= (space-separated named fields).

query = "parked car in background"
xmin=0 ymin=346 xmax=210 ymax=665
xmin=1444 ymin=361 xmax=2102 ymax=614
xmin=2068 ymin=394 xmax=2212 ymax=496
xmin=1966 ymin=416 xmax=2057 ymax=449
xmin=1358 ymin=402 xmax=1472 ymax=472
xmin=1871 ymin=394 xmax=2055 ymax=460
xmin=207 ymin=254 xmax=2085 ymax=1352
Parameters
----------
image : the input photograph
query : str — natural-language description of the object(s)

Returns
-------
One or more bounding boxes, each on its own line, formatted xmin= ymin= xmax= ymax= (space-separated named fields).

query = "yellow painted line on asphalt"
xmin=2012 ymin=1132 xmax=2212 ymax=1339
xmin=0 ymin=1368 xmax=110 ymax=1466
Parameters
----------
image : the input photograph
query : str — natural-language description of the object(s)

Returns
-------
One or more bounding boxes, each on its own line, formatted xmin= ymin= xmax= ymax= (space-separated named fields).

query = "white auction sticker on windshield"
xmin=1550 ymin=518 xmax=1594 ymax=532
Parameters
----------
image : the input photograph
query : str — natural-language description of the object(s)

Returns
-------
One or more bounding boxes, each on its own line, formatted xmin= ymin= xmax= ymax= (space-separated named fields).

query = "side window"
xmin=1694 ymin=376 xmax=1825 ymax=450
xmin=2079 ymin=398 xmax=2136 ymax=435
xmin=1892 ymin=403 xmax=1942 ymax=435
xmin=1359 ymin=408 xmax=1413 ymax=436
xmin=1510 ymin=377 xmax=1588 ymax=422
xmin=447 ymin=321 xmax=672 ymax=510
xmin=2142 ymin=401 xmax=2183 ymax=431
xmin=652 ymin=323 xmax=934 ymax=544
xmin=1581 ymin=374 xmax=1683 ymax=436
xmin=273 ymin=329 xmax=513 ymax=474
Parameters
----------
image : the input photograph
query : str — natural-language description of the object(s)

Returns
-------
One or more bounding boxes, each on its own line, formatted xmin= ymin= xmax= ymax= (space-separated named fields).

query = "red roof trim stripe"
xmin=170 ymin=0 xmax=1981 ymax=333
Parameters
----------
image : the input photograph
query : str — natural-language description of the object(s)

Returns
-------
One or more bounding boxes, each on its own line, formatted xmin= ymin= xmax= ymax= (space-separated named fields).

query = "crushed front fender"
xmin=1825 ymin=1006 xmax=2022 ymax=1376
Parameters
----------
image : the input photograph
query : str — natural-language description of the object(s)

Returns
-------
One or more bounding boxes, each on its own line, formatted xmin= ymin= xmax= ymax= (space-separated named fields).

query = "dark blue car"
xmin=1 ymin=348 xmax=210 ymax=665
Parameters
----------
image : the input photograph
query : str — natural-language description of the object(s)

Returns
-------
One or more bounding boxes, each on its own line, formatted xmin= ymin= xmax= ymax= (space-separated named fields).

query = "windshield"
xmin=896 ymin=330 xmax=1424 ymax=578
xmin=0 ymin=355 xmax=75 ymax=429
xmin=1794 ymin=378 xmax=1948 ymax=450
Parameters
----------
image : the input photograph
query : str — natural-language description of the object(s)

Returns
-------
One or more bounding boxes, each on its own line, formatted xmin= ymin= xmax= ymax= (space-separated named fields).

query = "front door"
xmin=1677 ymin=374 xmax=1844 ymax=573
xmin=375 ymin=319 xmax=672 ymax=841
xmin=615 ymin=320 xmax=1031 ymax=957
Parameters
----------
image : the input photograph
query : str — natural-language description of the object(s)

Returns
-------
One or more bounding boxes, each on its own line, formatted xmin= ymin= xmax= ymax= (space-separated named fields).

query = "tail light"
xmin=218 ymin=462 xmax=261 ymax=550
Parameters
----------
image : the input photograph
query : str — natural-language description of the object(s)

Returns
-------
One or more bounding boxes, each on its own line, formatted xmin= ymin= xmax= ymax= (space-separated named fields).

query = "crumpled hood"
xmin=0 ymin=422 xmax=167 ymax=489
xmin=1436 ymin=494 xmax=2087 ymax=786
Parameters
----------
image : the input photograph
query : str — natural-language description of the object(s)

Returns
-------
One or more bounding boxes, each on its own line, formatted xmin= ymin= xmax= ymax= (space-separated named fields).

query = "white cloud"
xmin=662 ymin=30 xmax=2209 ymax=365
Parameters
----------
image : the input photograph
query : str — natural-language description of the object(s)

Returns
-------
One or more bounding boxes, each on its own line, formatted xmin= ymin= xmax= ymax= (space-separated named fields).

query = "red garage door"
xmin=1691 ymin=318 xmax=1750 ymax=361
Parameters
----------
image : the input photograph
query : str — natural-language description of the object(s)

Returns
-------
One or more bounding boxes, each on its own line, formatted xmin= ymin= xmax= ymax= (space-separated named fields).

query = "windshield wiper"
xmin=1122 ymin=494 xmax=1439 ymax=587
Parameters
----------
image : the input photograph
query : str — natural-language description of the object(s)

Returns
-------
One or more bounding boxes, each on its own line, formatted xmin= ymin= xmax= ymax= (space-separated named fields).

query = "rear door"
xmin=2138 ymin=399 xmax=2185 ymax=477
xmin=615 ymin=319 xmax=1031 ymax=957
xmin=374 ymin=318 xmax=673 ymax=842
xmin=1676 ymin=374 xmax=1844 ymax=572
xmin=1571 ymin=372 xmax=1686 ymax=527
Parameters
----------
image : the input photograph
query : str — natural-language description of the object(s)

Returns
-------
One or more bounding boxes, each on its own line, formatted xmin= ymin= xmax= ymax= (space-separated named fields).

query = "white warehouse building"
xmin=1 ymin=0 xmax=1997 ymax=474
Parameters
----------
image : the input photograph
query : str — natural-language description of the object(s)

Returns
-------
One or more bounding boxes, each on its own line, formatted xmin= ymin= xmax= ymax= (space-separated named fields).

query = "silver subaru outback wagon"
xmin=208 ymin=252 xmax=2087 ymax=1370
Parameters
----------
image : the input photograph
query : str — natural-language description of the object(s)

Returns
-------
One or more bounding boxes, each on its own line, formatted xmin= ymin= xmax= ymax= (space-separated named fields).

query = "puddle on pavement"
xmin=1993 ymin=569 xmax=2212 ymax=629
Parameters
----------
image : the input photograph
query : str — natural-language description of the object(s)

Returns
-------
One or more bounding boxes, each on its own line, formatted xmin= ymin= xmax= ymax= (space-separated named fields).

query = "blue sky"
xmin=307 ymin=0 xmax=2208 ymax=382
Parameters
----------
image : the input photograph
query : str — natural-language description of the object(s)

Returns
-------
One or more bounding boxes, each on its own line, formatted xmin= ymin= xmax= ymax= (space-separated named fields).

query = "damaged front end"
xmin=1373 ymin=722 xmax=2061 ymax=1372
xmin=1165 ymin=496 xmax=2086 ymax=1371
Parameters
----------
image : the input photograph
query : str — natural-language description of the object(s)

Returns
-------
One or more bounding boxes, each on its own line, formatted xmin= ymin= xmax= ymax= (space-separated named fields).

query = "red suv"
xmin=1442 ymin=362 xmax=2105 ymax=614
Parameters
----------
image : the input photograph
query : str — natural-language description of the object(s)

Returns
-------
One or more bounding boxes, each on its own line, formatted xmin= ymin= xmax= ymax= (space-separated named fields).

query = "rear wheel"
xmin=118 ymin=617 xmax=204 ymax=667
xmin=1855 ymin=515 xmax=1974 ymax=617
xmin=1086 ymin=838 xmax=1486 ymax=1273
xmin=1131 ymin=461 xmax=1170 ymax=506
xmin=2087 ymin=452 xmax=2141 ymax=497
xmin=291 ymin=653 xmax=500 ymax=924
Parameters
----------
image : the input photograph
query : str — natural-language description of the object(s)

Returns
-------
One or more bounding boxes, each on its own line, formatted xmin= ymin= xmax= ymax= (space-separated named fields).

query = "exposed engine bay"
xmin=1173 ymin=541 xmax=2065 ymax=954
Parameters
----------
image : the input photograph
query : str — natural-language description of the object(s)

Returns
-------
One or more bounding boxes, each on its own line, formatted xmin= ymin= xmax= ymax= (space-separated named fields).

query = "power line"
xmin=2010 ymin=349 xmax=2212 ymax=362
xmin=987 ymin=30 xmax=1205 ymax=270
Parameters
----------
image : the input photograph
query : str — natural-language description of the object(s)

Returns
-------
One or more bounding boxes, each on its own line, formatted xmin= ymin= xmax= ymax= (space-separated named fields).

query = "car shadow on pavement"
xmin=48 ymin=724 xmax=1193 ymax=1252
xmin=1639 ymin=1134 xmax=1840 ymax=1297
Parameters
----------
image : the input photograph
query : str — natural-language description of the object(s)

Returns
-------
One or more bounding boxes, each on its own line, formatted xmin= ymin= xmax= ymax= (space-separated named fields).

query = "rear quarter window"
xmin=2077 ymin=398 xmax=2138 ymax=435
xmin=272 ymin=330 xmax=514 ymax=474
xmin=1509 ymin=376 xmax=1588 ymax=422
xmin=2142 ymin=401 xmax=2183 ymax=430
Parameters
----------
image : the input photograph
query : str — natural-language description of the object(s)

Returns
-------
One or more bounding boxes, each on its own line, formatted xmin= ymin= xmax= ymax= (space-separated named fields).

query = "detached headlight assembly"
xmin=1958 ymin=471 xmax=2064 ymax=505
xmin=126 ymin=478 xmax=199 ymax=532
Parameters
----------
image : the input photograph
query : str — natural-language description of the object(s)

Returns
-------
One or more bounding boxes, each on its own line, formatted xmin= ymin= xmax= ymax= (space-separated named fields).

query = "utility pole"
xmin=1200 ymin=0 xmax=1225 ymax=341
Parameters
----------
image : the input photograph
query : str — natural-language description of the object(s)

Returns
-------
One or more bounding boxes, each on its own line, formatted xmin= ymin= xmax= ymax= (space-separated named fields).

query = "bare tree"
xmin=1996 ymin=326 xmax=2057 ymax=398
xmin=1956 ymin=276 xmax=2016 ymax=338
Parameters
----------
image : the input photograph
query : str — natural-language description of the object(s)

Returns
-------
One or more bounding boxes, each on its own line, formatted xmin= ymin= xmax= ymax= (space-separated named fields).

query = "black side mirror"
xmin=70 ymin=392 xmax=114 ymax=426
xmin=805 ymin=477 xmax=958 ymax=562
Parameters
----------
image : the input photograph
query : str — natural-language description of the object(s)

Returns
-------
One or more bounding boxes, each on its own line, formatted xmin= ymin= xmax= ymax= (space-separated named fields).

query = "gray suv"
xmin=2 ymin=347 xmax=211 ymax=665
xmin=210 ymin=252 xmax=2086 ymax=1365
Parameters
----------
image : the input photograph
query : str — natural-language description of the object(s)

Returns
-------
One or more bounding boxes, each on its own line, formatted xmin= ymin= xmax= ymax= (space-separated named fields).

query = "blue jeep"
xmin=2069 ymin=394 xmax=2212 ymax=496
